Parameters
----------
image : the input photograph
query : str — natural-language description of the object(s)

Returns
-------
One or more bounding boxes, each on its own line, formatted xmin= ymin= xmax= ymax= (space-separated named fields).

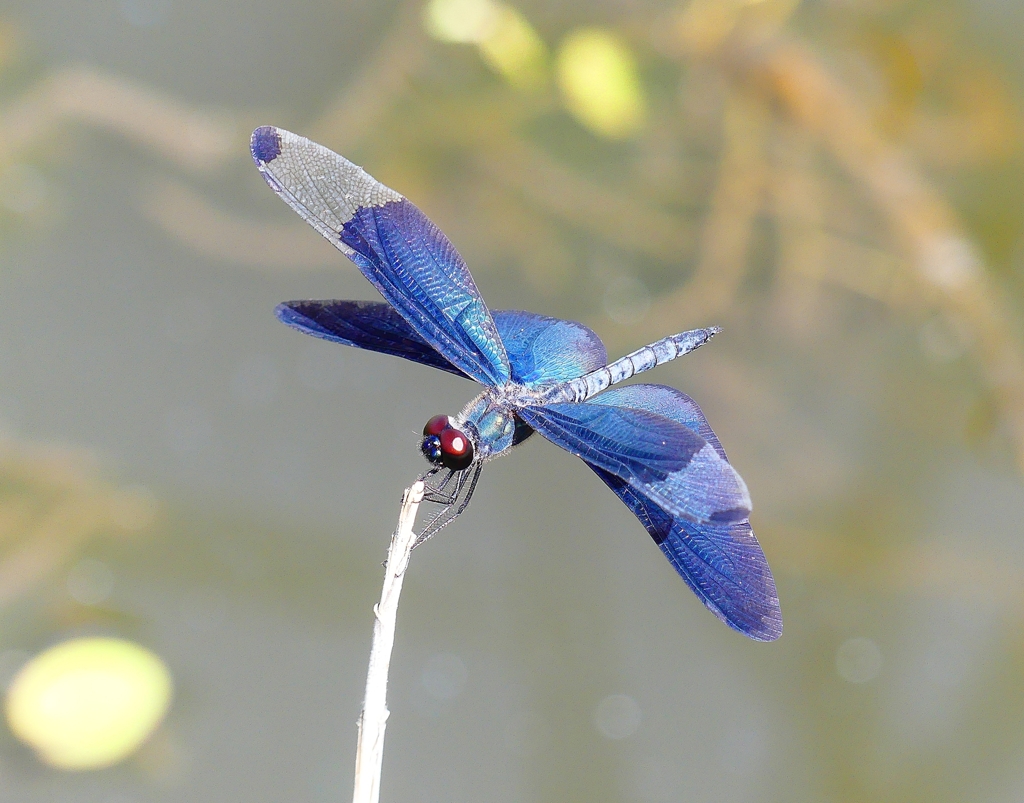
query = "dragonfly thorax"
xmin=420 ymin=414 xmax=474 ymax=471
xmin=449 ymin=387 xmax=526 ymax=463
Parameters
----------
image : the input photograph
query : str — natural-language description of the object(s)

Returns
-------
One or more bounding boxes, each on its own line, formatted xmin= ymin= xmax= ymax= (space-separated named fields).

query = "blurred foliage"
xmin=0 ymin=0 xmax=1019 ymax=800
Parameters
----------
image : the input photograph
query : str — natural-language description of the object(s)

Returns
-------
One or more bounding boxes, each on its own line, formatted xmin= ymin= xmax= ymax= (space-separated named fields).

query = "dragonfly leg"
xmin=419 ymin=467 xmax=460 ymax=505
xmin=414 ymin=462 xmax=482 ymax=547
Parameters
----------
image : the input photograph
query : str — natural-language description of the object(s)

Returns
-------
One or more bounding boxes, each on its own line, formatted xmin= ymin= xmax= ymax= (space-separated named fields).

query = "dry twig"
xmin=352 ymin=480 xmax=425 ymax=803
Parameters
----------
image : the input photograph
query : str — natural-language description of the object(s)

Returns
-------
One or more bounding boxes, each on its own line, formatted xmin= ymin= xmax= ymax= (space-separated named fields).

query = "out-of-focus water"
xmin=0 ymin=0 xmax=1021 ymax=800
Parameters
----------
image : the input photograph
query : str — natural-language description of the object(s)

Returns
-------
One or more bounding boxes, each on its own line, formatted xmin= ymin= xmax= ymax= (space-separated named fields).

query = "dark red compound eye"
xmin=439 ymin=427 xmax=474 ymax=471
xmin=423 ymin=415 xmax=449 ymax=437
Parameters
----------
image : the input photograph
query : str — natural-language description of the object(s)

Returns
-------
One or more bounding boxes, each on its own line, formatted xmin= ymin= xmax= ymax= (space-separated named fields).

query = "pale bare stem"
xmin=352 ymin=480 xmax=425 ymax=803
xmin=0 ymin=65 xmax=239 ymax=171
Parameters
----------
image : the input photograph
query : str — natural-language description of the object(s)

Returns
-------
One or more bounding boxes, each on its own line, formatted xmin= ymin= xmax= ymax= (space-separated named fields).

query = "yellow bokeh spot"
xmin=478 ymin=5 xmax=548 ymax=91
xmin=423 ymin=0 xmax=500 ymax=44
xmin=556 ymin=28 xmax=647 ymax=139
xmin=5 ymin=638 xmax=173 ymax=770
xmin=425 ymin=0 xmax=548 ymax=91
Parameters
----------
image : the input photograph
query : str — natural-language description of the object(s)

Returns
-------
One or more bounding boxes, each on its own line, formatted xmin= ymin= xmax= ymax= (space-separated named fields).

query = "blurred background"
xmin=0 ymin=0 xmax=1019 ymax=800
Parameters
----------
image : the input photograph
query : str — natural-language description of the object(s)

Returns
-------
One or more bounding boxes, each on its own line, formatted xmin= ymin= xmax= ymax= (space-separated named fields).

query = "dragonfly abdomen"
xmin=544 ymin=327 xmax=721 ymax=403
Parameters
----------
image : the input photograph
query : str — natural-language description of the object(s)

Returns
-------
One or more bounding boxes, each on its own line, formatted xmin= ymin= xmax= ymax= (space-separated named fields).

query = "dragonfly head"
xmin=420 ymin=415 xmax=474 ymax=471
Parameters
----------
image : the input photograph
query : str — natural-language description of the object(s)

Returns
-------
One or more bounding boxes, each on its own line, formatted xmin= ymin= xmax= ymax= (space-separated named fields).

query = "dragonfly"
xmin=251 ymin=126 xmax=781 ymax=641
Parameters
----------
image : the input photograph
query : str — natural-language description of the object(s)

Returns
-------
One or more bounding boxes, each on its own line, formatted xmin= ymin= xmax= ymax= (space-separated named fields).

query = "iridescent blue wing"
xmin=588 ymin=384 xmax=725 ymax=456
xmin=591 ymin=469 xmax=780 ymax=640
xmin=493 ymin=310 xmax=606 ymax=384
xmin=275 ymin=300 xmax=464 ymax=377
xmin=273 ymin=302 xmax=606 ymax=384
xmin=587 ymin=385 xmax=781 ymax=641
xmin=517 ymin=402 xmax=751 ymax=525
xmin=252 ymin=126 xmax=509 ymax=386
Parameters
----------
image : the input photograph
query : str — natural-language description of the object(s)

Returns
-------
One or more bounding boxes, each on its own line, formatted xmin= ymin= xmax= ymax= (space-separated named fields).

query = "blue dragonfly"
xmin=251 ymin=126 xmax=781 ymax=641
